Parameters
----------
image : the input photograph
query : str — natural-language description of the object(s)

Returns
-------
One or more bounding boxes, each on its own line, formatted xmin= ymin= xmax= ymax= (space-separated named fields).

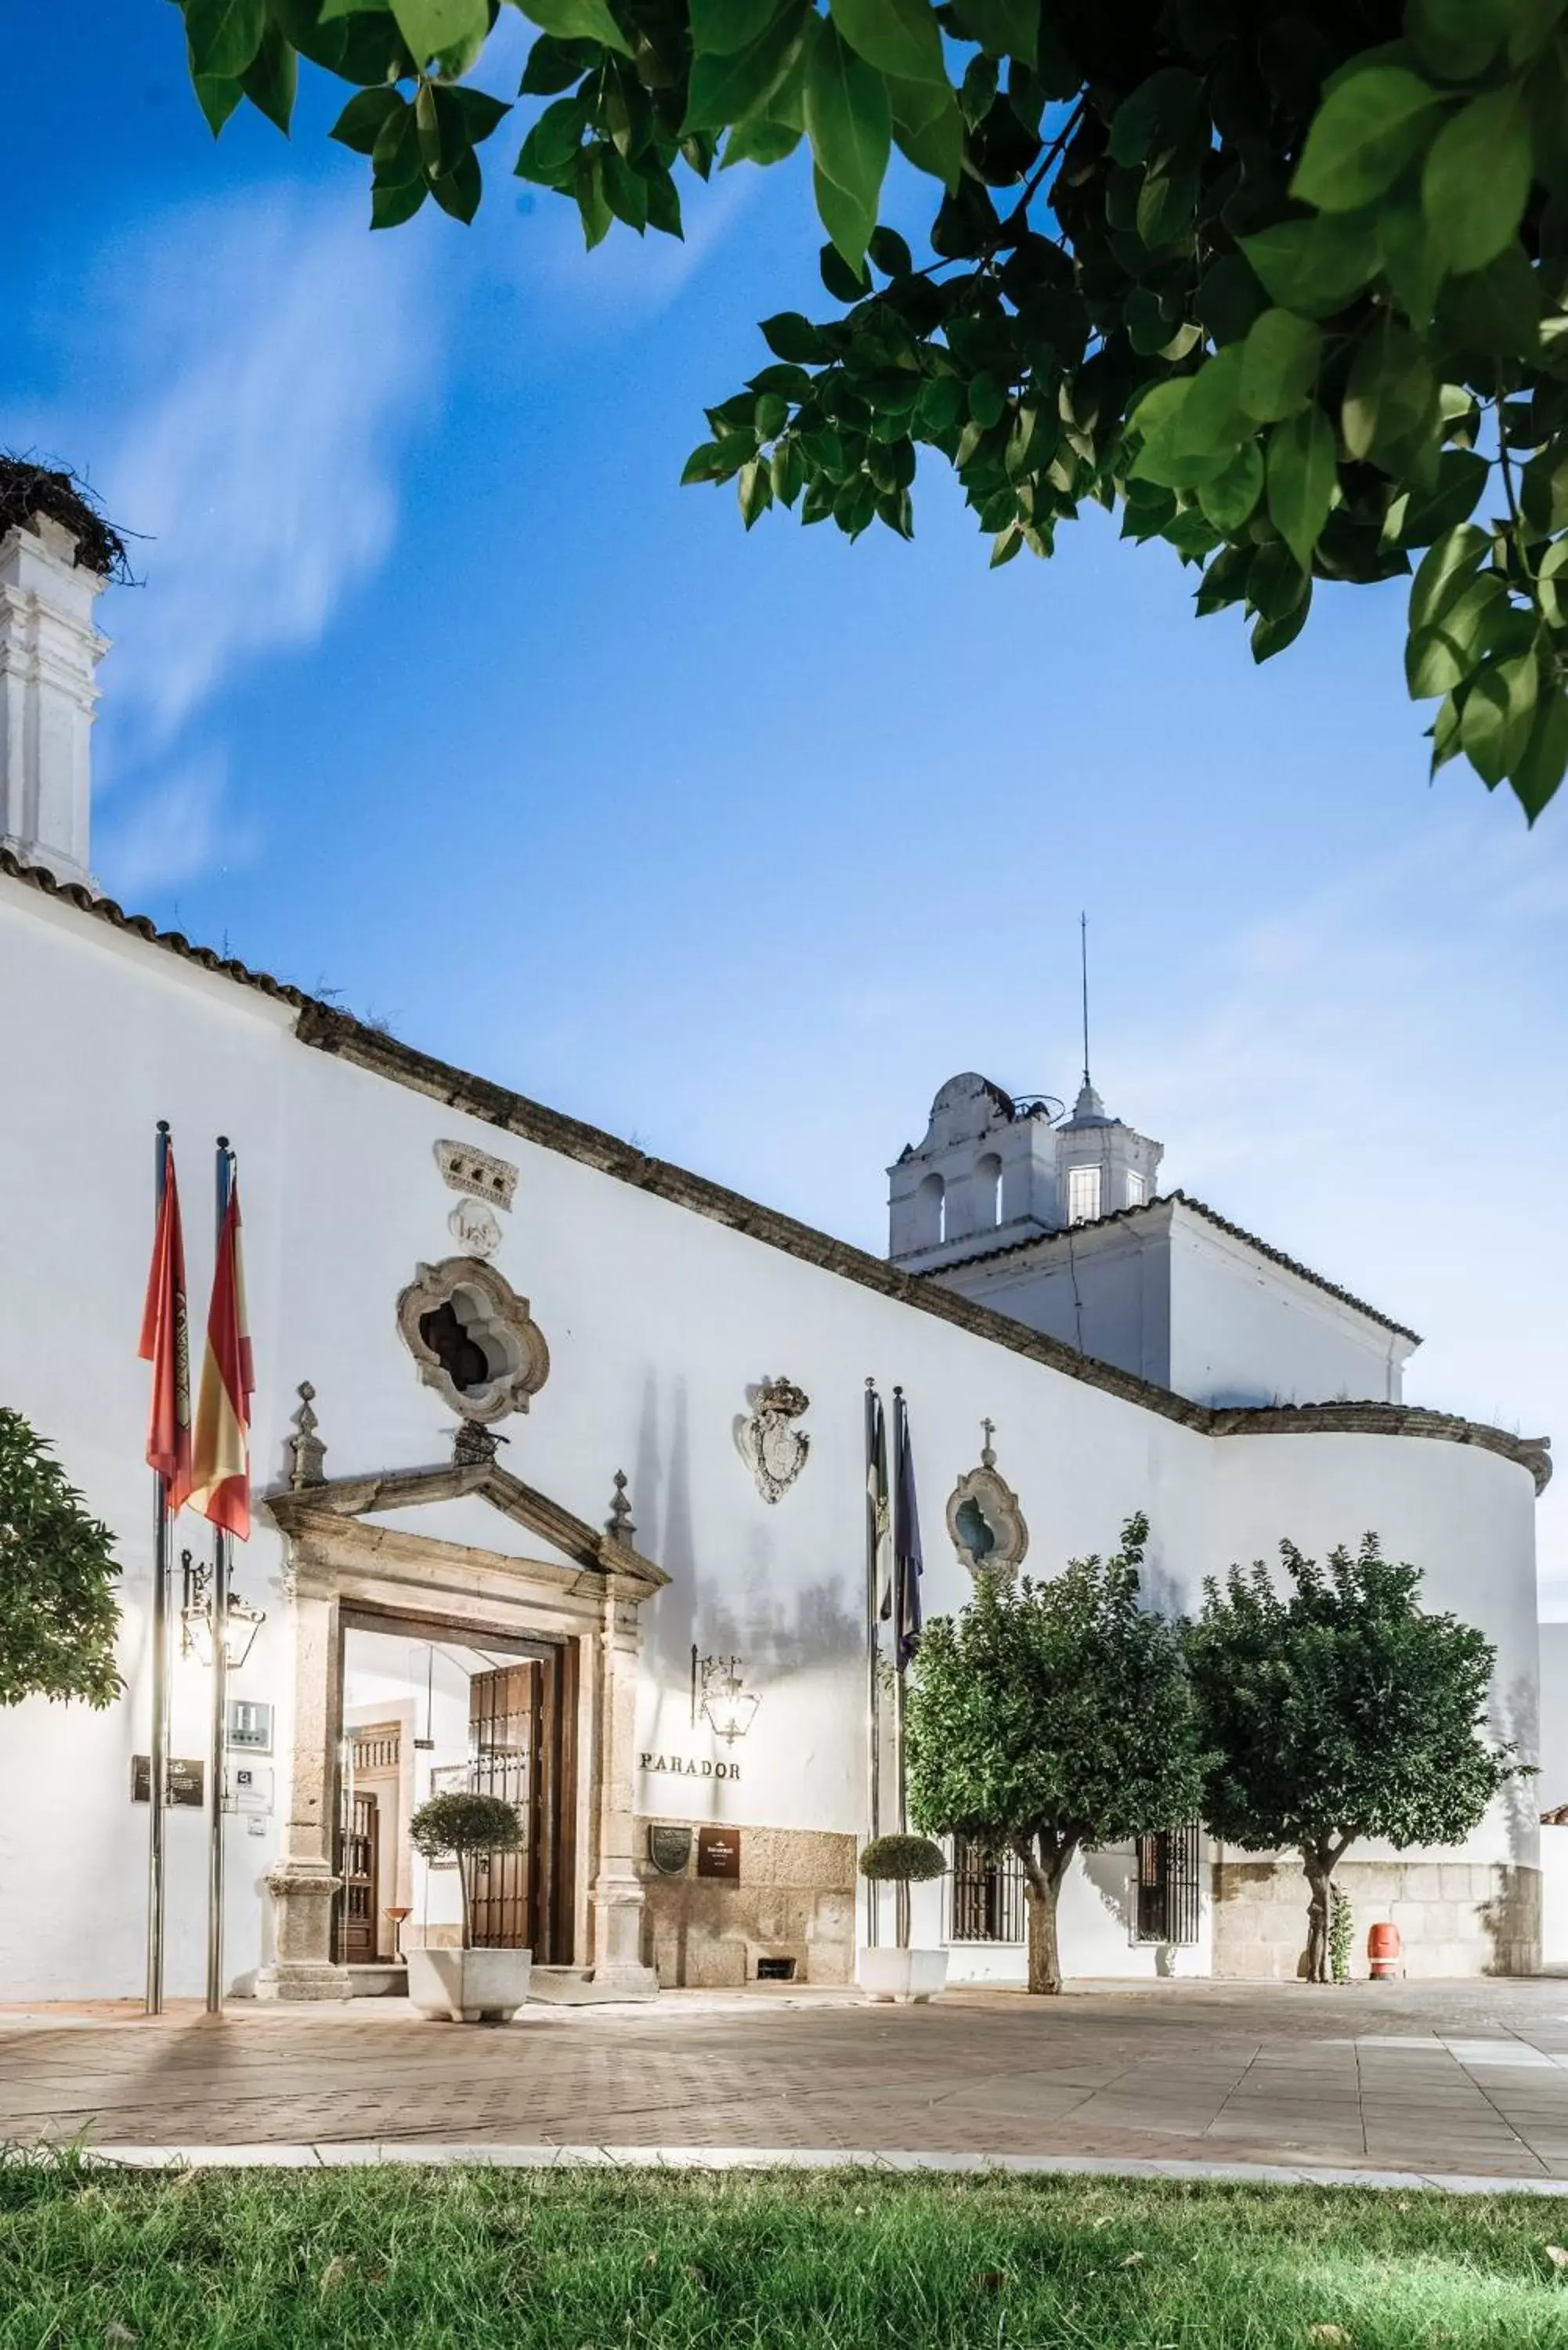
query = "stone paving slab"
xmin=56 ymin=2142 xmax=1568 ymax=2195
xmin=11 ymin=1979 xmax=1568 ymax=2180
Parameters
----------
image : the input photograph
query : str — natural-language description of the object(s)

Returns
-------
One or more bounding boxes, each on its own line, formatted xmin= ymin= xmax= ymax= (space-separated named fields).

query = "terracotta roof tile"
xmin=931 ymin=1190 xmax=1421 ymax=1344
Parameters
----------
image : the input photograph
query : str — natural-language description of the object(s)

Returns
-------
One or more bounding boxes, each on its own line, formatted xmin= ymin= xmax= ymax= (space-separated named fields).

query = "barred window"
xmin=1134 ymin=1824 xmax=1201 ymax=1945
xmin=947 ymin=1835 xmax=1027 ymax=1944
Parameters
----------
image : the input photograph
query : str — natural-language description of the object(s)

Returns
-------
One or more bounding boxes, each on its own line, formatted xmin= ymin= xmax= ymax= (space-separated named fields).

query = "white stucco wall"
xmin=939 ymin=1205 xmax=1412 ymax=1411
xmin=1168 ymin=1213 xmax=1412 ymax=1408
xmin=1537 ymin=1625 xmax=1568 ymax=1969
xmin=0 ymin=877 xmax=1542 ymax=1999
xmin=936 ymin=1219 xmax=1172 ymax=1389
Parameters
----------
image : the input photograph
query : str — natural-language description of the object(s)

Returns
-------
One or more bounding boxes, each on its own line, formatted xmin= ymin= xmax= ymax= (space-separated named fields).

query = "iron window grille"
xmin=947 ymin=1835 xmax=1027 ymax=1945
xmin=1134 ymin=1823 xmax=1201 ymax=1945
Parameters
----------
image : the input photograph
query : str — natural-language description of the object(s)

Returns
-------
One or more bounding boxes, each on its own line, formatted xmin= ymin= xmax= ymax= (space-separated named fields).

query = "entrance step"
xmin=347 ymin=1963 xmax=408 ymax=1998
xmin=529 ymin=1966 xmax=657 ymax=2005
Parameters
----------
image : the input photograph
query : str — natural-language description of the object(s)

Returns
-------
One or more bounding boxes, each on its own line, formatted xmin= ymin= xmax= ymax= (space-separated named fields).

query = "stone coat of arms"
xmin=736 ymin=1377 xmax=811 ymax=1505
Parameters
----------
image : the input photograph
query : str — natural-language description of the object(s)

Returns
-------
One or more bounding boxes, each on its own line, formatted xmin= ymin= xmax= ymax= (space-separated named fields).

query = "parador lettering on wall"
xmin=639 ymin=1752 xmax=741 ymax=1782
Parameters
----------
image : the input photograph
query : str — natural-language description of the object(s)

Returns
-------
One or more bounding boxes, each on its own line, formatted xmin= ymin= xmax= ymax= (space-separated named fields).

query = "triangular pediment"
xmin=265 ymin=1458 xmax=667 ymax=1593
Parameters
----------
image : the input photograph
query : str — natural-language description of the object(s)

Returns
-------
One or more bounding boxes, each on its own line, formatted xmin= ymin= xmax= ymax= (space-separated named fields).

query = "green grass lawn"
xmin=6 ymin=2160 xmax=1568 ymax=2348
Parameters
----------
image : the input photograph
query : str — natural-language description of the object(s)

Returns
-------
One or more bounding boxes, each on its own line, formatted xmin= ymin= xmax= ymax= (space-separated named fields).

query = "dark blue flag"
xmin=893 ymin=1389 xmax=923 ymax=1672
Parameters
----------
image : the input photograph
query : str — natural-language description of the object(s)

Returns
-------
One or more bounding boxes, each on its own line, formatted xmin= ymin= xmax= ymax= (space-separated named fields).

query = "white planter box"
xmin=406 ymin=1946 xmax=532 ymax=2023
xmin=856 ymin=1947 xmax=948 ymax=2004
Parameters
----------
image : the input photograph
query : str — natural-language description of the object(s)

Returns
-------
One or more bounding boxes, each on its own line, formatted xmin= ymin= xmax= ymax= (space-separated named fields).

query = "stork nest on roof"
xmin=0 ymin=456 xmax=131 ymax=583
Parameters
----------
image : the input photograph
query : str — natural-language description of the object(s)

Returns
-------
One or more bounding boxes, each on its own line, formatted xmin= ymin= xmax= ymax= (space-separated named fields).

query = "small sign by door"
xmin=131 ymin=1755 xmax=204 ymax=1807
xmin=225 ymin=1765 xmax=273 ymax=1817
xmin=696 ymin=1826 xmax=741 ymax=1881
xmin=227 ymin=1700 xmax=273 ymax=1754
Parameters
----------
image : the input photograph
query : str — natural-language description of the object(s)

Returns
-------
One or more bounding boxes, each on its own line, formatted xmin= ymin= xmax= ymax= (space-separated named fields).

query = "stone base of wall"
xmin=635 ymin=1820 xmax=857 ymax=1988
xmin=1212 ymin=1857 xmax=1541 ymax=1980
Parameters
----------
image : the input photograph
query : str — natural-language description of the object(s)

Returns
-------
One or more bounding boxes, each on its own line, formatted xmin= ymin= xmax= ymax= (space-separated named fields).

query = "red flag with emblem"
xmin=137 ymin=1137 xmax=192 ymax=1513
xmin=190 ymin=1173 xmax=254 ymax=1539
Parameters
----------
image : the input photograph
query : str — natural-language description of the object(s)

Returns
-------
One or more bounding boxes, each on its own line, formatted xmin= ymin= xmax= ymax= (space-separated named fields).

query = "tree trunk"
xmin=1017 ymin=1834 xmax=1076 ymax=1995
xmin=1300 ymin=1842 xmax=1341 ymax=1985
xmin=457 ymin=1848 xmax=473 ymax=1950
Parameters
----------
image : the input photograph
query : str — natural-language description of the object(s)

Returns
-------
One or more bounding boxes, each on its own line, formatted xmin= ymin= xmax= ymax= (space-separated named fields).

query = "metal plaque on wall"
xmin=648 ymin=1824 xmax=693 ymax=1876
xmin=226 ymin=1699 xmax=273 ymax=1754
xmin=696 ymin=1826 xmax=742 ymax=1882
xmin=131 ymin=1755 xmax=205 ymax=1807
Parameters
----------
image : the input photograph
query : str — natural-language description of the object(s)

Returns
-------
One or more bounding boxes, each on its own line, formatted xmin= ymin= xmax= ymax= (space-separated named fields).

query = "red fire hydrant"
xmin=1367 ymin=1921 xmax=1403 ymax=1980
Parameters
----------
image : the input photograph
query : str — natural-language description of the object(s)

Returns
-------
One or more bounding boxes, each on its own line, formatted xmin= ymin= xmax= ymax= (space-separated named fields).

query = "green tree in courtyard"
xmin=905 ymin=1513 xmax=1205 ymax=1994
xmin=1185 ymin=1532 xmax=1524 ymax=1983
xmin=0 ymin=1408 xmax=121 ymax=1709
xmin=167 ymin=2 xmax=1568 ymax=819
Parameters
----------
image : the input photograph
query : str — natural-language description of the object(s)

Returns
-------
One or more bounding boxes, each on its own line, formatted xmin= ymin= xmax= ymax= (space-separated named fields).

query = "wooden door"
xmin=339 ymin=1791 xmax=379 ymax=1963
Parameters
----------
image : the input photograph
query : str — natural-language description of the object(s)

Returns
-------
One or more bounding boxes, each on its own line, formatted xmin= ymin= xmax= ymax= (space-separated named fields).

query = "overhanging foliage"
xmin=169 ymin=0 xmax=1568 ymax=820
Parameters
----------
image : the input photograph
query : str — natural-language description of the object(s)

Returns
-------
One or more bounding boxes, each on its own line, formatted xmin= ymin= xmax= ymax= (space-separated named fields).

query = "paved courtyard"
xmin=9 ymin=1979 xmax=1568 ymax=2180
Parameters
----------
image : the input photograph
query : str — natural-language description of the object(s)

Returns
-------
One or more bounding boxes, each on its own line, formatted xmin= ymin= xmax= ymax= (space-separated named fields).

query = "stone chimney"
xmin=0 ymin=472 xmax=114 ymax=891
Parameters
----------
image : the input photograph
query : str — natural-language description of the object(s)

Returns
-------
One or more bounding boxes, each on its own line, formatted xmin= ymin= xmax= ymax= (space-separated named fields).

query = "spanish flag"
xmin=190 ymin=1170 xmax=254 ymax=1539
xmin=137 ymin=1134 xmax=191 ymax=1512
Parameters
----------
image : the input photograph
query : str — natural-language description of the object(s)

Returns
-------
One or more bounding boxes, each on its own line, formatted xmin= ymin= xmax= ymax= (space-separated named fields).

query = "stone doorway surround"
xmin=259 ymin=1458 xmax=668 ymax=2004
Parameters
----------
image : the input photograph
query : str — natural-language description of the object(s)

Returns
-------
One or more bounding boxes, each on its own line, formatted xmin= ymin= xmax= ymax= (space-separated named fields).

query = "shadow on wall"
xmin=634 ymin=1369 xmax=861 ymax=1682
xmin=1482 ymin=1672 xmax=1542 ymax=1976
xmin=1081 ymin=1844 xmax=1183 ymax=1976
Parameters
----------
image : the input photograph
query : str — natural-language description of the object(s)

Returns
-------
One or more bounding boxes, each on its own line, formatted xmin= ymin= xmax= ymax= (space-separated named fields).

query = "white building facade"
xmin=0 ymin=504 xmax=1551 ymax=2001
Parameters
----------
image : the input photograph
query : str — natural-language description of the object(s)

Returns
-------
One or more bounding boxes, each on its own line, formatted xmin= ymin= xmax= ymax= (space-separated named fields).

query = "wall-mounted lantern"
xmin=691 ymin=1647 xmax=761 ymax=1745
xmin=179 ymin=1549 xmax=266 ymax=1670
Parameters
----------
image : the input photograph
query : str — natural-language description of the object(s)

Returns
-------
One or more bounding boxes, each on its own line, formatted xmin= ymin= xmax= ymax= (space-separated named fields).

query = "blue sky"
xmin=9 ymin=6 xmax=1568 ymax=1598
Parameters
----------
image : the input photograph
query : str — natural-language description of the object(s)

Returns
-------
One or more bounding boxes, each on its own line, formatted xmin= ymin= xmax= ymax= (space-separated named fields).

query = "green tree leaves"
xmin=0 ymin=1410 xmax=122 ymax=1711
xmin=184 ymin=0 xmax=268 ymax=80
xmin=1266 ymin=409 xmax=1336 ymax=570
xmin=1292 ymin=67 xmax=1451 ymax=212
xmin=167 ymin=0 xmax=1568 ymax=820
xmin=515 ymin=0 xmax=631 ymax=52
xmin=390 ymin=0 xmax=488 ymax=67
xmin=1239 ymin=311 xmax=1322 ymax=423
xmin=830 ymin=0 xmax=945 ymax=86
xmin=804 ymin=21 xmax=890 ymax=264
xmin=1187 ymin=1535 xmax=1523 ymax=1980
xmin=1423 ymin=85 xmax=1534 ymax=273
xmin=905 ymin=1516 xmax=1205 ymax=1994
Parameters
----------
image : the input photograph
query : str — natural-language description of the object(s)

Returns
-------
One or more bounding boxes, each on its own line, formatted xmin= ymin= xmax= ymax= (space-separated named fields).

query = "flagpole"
xmin=864 ymin=1378 xmax=880 ymax=1950
xmin=891 ymin=1388 xmax=909 ymax=1947
xmin=205 ymin=1136 xmax=232 ymax=2018
xmin=146 ymin=1121 xmax=172 ymax=2018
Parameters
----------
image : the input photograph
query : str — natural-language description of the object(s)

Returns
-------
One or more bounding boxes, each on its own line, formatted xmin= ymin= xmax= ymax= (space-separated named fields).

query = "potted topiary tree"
xmin=855 ymin=1833 xmax=948 ymax=2004
xmin=405 ymin=1790 xmax=529 ymax=2023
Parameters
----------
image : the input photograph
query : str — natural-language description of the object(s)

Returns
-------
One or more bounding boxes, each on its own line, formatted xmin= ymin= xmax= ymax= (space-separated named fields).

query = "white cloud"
xmin=95 ymin=754 xmax=259 ymax=899
xmin=82 ymin=184 xmax=434 ymax=745
xmin=1111 ymin=807 xmax=1568 ymax=1607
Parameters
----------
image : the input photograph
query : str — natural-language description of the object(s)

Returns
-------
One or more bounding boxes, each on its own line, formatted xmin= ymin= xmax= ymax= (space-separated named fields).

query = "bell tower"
xmin=887 ymin=1072 xmax=1163 ymax=1270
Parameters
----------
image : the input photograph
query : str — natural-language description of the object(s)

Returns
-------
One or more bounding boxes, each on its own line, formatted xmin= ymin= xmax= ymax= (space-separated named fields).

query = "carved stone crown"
xmin=434 ymin=1139 xmax=518 ymax=1212
xmin=757 ymin=1379 xmax=810 ymax=1420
